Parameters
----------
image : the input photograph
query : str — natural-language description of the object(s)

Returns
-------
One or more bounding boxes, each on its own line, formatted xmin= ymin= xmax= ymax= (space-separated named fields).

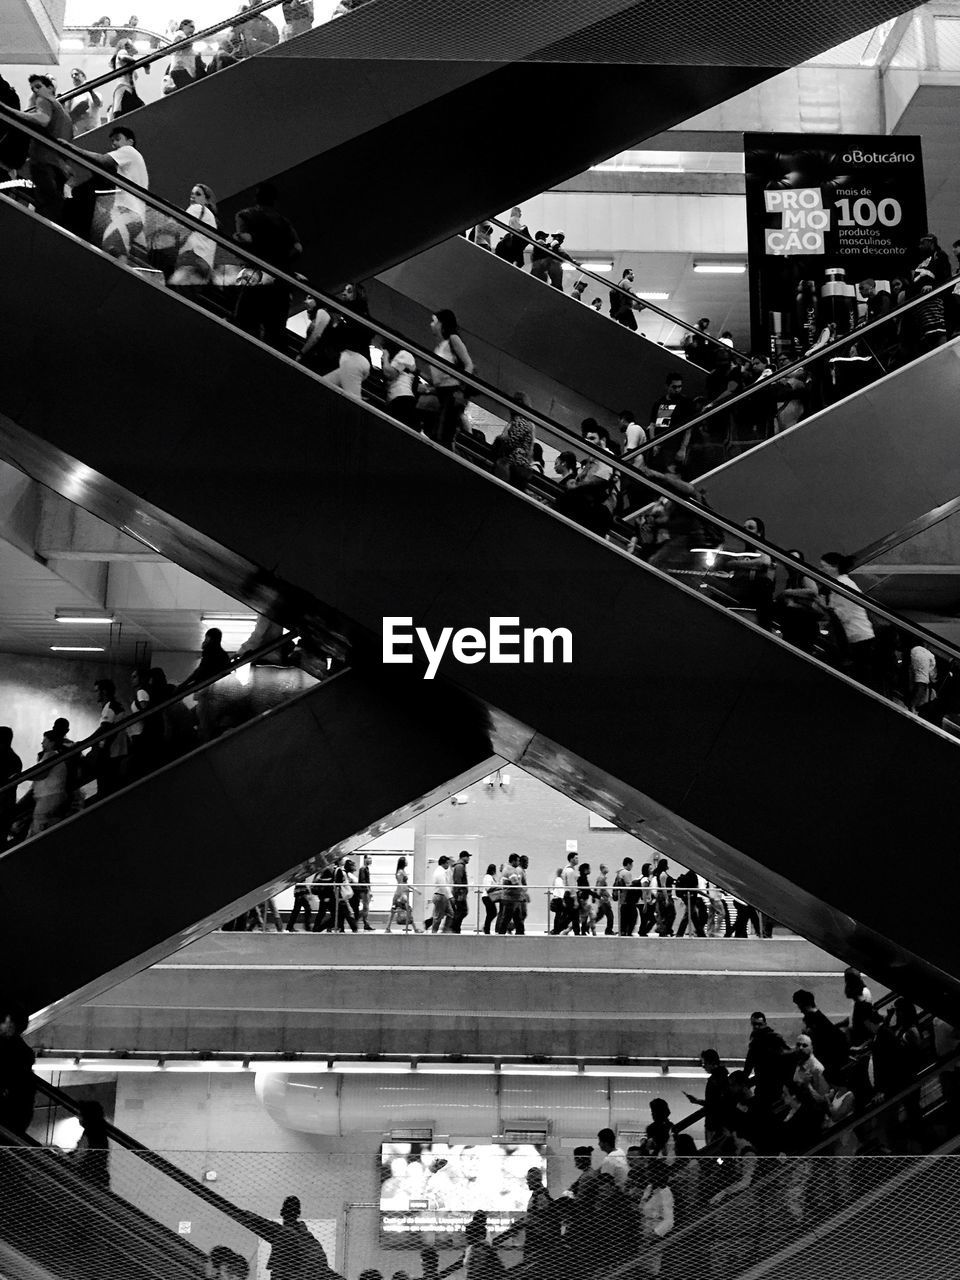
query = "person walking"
xmin=552 ymin=851 xmax=580 ymax=935
xmin=496 ymin=854 xmax=526 ymax=934
xmin=577 ymin=863 xmax=597 ymax=936
xmin=614 ymin=857 xmax=635 ymax=935
xmin=430 ymin=856 xmax=452 ymax=933
xmin=449 ymin=850 xmax=471 ymax=933
xmin=480 ymin=863 xmax=499 ymax=934
xmin=595 ymin=864 xmax=615 ymax=935
xmin=356 ymin=853 xmax=374 ymax=931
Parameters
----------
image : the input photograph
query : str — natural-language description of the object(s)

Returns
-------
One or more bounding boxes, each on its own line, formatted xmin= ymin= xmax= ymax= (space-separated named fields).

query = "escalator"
xmin=67 ymin=0 xmax=923 ymax=284
xmin=3 ymin=188 xmax=960 ymax=1021
xmin=0 ymin=644 xmax=495 ymax=1023
xmin=367 ymin=235 xmax=709 ymax=438
xmin=0 ymin=1073 xmax=342 ymax=1280
xmin=372 ymin=227 xmax=960 ymax=578
xmin=701 ymin=335 xmax=960 ymax=563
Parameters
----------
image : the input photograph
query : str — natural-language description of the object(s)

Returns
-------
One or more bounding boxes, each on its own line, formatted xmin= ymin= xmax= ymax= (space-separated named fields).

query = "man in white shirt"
xmin=430 ymin=856 xmax=452 ymax=933
xmin=793 ymin=1034 xmax=830 ymax=1100
xmin=910 ymin=644 xmax=938 ymax=714
xmin=72 ymin=124 xmax=149 ymax=260
xmin=596 ymin=1128 xmax=628 ymax=1187
xmin=618 ymin=409 xmax=647 ymax=452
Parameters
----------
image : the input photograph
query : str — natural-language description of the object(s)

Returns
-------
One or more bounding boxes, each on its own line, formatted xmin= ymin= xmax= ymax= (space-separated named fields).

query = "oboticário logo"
xmin=383 ymin=616 xmax=574 ymax=680
xmin=842 ymin=150 xmax=915 ymax=163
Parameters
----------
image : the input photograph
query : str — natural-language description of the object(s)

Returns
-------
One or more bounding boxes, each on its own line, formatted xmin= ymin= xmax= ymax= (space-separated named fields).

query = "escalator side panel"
xmin=703 ymin=337 xmax=960 ymax=561
xmin=0 ymin=665 xmax=495 ymax=1024
xmin=3 ymin=205 xmax=960 ymax=1010
xmin=369 ymin=237 xmax=705 ymax=437
xmin=219 ymin=60 xmax=781 ymax=286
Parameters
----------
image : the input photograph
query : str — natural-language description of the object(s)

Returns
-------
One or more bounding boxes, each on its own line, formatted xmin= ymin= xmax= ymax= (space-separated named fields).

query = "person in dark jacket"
xmin=685 ymin=1049 xmax=732 ymax=1143
xmin=743 ymin=1012 xmax=792 ymax=1112
xmin=792 ymin=989 xmax=850 ymax=1075
xmin=0 ymin=727 xmax=22 ymax=847
xmin=71 ymin=1100 xmax=111 ymax=1188
xmin=237 ymin=1195 xmax=329 ymax=1280
xmin=0 ymin=1002 xmax=35 ymax=1136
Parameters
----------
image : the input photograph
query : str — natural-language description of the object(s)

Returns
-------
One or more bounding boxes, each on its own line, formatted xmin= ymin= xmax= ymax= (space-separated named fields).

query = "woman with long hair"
xmin=420 ymin=309 xmax=474 ymax=448
xmin=492 ymin=390 xmax=535 ymax=492
xmin=385 ymin=856 xmax=422 ymax=933
xmin=481 ymin=863 xmax=499 ymax=934
xmin=170 ymin=182 xmax=218 ymax=287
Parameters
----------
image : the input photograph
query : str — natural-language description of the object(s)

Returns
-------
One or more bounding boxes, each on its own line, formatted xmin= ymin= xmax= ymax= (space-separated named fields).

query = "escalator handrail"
xmin=593 ymin=1038 xmax=960 ymax=1280
xmin=57 ymin=0 xmax=296 ymax=106
xmin=483 ymin=214 xmax=751 ymax=362
xmin=0 ymin=1117 xmax=206 ymax=1280
xmin=2 ymin=105 xmax=960 ymax=684
xmin=622 ymin=274 xmax=960 ymax=466
xmin=0 ymin=628 xmax=299 ymax=803
xmin=28 ymin=1077 xmax=261 ymax=1233
xmin=670 ymin=985 xmax=910 ymax=1137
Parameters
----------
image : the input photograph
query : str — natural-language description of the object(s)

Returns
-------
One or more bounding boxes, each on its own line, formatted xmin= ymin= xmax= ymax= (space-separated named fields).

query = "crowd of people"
xmin=3 ymin=82 xmax=960 ymax=731
xmin=232 ymin=850 xmax=778 ymax=938
xmin=0 ymin=627 xmax=273 ymax=850
xmin=75 ymin=0 xmax=373 ymax=108
xmin=184 ymin=973 xmax=951 ymax=1280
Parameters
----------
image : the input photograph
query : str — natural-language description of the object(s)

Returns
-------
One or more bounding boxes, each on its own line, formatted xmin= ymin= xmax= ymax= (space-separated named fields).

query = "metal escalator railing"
xmin=0 ymin=1118 xmax=206 ymax=1280
xmin=55 ymin=0 xmax=373 ymax=118
xmin=609 ymin=1042 xmax=960 ymax=1280
xmin=0 ymin=628 xmax=343 ymax=856
xmin=481 ymin=214 xmax=751 ymax=365
xmin=621 ymin=280 xmax=960 ymax=471
xmin=3 ymin=105 xmax=960 ymax=731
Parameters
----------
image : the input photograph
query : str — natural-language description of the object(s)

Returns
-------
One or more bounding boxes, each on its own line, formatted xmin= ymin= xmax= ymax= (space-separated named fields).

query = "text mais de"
xmin=383 ymin=617 xmax=574 ymax=680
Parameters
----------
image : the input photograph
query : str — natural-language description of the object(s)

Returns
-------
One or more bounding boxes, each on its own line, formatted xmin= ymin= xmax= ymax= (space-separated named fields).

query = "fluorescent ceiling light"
xmin=330 ymin=1061 xmax=413 ymax=1074
xmin=500 ymin=1063 xmax=580 ymax=1076
xmin=693 ymin=262 xmax=746 ymax=274
xmin=417 ymin=1062 xmax=494 ymax=1075
xmin=253 ymin=1062 xmax=330 ymax=1075
xmin=636 ymin=291 xmax=671 ymax=301
xmin=50 ymin=646 xmax=105 ymax=653
xmin=593 ymin=163 xmax=683 ymax=173
xmin=55 ymin=610 xmax=114 ymax=625
xmin=582 ymin=1065 xmax=663 ymax=1077
xmin=563 ymin=261 xmax=614 ymax=273
xmin=200 ymin=613 xmax=257 ymax=646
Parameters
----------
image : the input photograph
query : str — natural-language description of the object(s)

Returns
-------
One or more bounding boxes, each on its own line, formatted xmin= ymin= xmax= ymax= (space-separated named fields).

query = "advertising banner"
xmin=743 ymin=132 xmax=927 ymax=356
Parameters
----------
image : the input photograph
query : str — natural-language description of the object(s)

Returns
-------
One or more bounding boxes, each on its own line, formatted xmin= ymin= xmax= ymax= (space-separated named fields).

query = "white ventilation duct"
xmin=256 ymin=1072 xmax=698 ymax=1139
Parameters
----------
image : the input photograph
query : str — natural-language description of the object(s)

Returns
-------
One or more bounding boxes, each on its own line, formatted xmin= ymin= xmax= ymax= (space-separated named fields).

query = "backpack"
xmin=293 ymin=1222 xmax=335 ymax=1280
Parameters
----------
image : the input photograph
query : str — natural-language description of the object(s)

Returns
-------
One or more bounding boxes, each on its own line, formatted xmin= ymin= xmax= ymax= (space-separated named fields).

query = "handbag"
xmin=416 ymin=391 xmax=440 ymax=415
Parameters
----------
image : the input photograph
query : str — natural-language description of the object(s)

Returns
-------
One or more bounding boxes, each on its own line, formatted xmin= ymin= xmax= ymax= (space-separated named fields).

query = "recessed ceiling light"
xmin=693 ymin=262 xmax=746 ymax=274
xmin=560 ymin=260 xmax=614 ymax=273
xmin=55 ymin=609 xmax=114 ymax=625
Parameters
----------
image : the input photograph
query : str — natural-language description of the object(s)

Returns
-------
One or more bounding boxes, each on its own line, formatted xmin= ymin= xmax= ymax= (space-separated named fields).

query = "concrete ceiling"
xmin=0 ymin=462 xmax=254 ymax=664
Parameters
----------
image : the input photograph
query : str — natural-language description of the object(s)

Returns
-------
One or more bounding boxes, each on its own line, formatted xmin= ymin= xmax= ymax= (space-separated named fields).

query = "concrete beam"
xmin=33 ymin=933 xmax=861 ymax=1062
